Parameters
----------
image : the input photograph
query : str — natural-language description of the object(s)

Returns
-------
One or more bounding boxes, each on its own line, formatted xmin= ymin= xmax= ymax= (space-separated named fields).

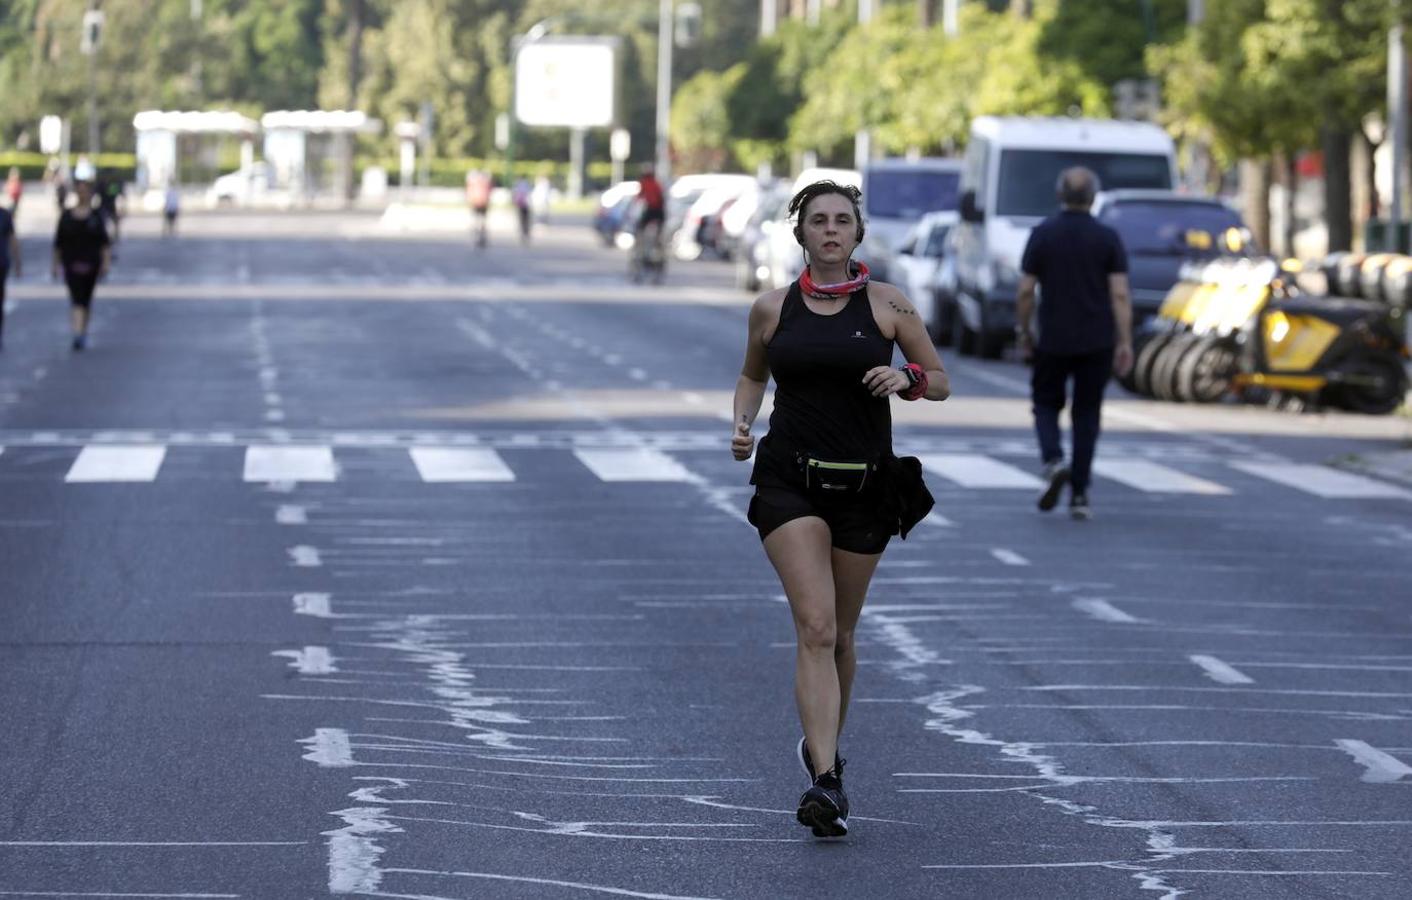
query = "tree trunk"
xmin=347 ymin=0 xmax=365 ymax=108
xmin=1281 ymin=152 xmax=1297 ymax=259
xmin=1010 ymin=0 xmax=1032 ymax=17
xmin=1321 ymin=125 xmax=1353 ymax=253
xmin=918 ymin=0 xmax=937 ymax=27
xmin=1240 ymin=158 xmax=1271 ymax=253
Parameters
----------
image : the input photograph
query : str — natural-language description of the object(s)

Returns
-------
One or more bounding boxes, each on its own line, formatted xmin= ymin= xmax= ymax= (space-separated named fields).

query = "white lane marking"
xmin=293 ymin=593 xmax=333 ymax=617
xmin=919 ymin=453 xmax=1044 ymax=489
xmin=1190 ymin=654 xmax=1255 ymax=685
xmin=1073 ymin=599 xmax=1141 ymax=624
xmin=64 ymin=445 xmax=167 ymax=482
xmin=379 ymin=868 xmax=730 ymax=899
xmin=289 ymin=546 xmax=322 ymax=567
xmin=0 ymin=887 xmax=240 ymax=892
xmin=302 ymin=728 xmax=355 ymax=767
xmin=325 ymin=806 xmax=399 ymax=894
xmin=273 ymin=646 xmax=337 ymax=674
xmin=276 ymin=504 xmax=308 ymax=524
xmin=409 ymin=447 xmax=515 ymax=483
xmin=1335 ymin=740 xmax=1412 ymax=783
xmin=626 ymin=367 xmax=648 ymax=381
xmin=0 ymin=841 xmax=301 ymax=847
xmin=1093 ymin=459 xmax=1232 ymax=495
xmin=923 ymin=511 xmax=954 ymax=527
xmin=265 ymin=409 xmax=286 ymax=422
xmin=245 ymin=445 xmax=337 ymax=482
xmin=1229 ymin=462 xmax=1412 ymax=499
xmin=573 ymin=448 xmax=694 ymax=482
xmin=990 ymin=548 xmax=1030 ymax=567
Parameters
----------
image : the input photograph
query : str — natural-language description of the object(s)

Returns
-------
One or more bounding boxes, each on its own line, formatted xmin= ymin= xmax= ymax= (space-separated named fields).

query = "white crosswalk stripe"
xmin=243 ymin=446 xmax=338 ymax=483
xmin=1092 ymin=459 xmax=1232 ymax=495
xmin=572 ymin=447 xmax=695 ymax=482
xmin=1228 ymin=462 xmax=1411 ymax=499
xmin=409 ymin=447 xmax=516 ymax=482
xmin=918 ymin=453 xmax=1044 ymax=489
xmin=1 ymin=441 xmax=1409 ymax=502
xmin=64 ymin=445 xmax=167 ymax=483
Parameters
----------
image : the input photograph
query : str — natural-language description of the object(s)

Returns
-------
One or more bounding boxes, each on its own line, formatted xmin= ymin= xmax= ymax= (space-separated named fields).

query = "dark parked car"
xmin=1092 ymin=190 xmax=1254 ymax=326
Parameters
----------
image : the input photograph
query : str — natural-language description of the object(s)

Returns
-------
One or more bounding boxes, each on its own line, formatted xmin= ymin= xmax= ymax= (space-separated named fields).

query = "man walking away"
xmin=1015 ymin=167 xmax=1134 ymax=520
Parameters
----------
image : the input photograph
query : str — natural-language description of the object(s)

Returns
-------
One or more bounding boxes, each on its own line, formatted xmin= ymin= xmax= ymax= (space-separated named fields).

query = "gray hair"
xmin=1056 ymin=167 xmax=1100 ymax=207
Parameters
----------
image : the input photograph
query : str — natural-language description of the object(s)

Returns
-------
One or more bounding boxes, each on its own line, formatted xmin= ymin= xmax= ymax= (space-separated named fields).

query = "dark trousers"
xmin=1031 ymin=347 xmax=1113 ymax=493
xmin=0 ymin=264 xmax=7 ymax=334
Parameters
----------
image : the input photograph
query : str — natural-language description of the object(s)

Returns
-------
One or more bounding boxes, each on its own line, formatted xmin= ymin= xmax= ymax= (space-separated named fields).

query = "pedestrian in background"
xmin=465 ymin=169 xmax=492 ymax=248
xmin=5 ymin=166 xmax=22 ymax=216
xmin=162 ymin=182 xmax=180 ymax=237
xmin=52 ymin=172 xmax=110 ymax=351
xmin=1015 ymin=167 xmax=1134 ymax=520
xmin=732 ymin=180 xmax=945 ymax=839
xmin=531 ymin=173 xmax=553 ymax=224
xmin=512 ymin=176 xmax=532 ymax=243
xmin=0 ymin=198 xmax=20 ymax=350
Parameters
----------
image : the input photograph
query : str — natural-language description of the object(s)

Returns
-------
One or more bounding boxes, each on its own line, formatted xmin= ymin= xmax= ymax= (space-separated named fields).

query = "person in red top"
xmin=636 ymin=164 xmax=665 ymax=233
xmin=465 ymin=169 xmax=493 ymax=248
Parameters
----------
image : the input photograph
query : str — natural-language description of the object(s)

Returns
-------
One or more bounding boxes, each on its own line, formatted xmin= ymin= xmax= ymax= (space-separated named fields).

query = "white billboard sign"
xmin=515 ymin=40 xmax=615 ymax=129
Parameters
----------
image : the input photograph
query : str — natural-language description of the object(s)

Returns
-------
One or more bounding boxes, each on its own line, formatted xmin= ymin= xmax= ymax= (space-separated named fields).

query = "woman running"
xmin=731 ymin=180 xmax=948 ymax=838
xmin=51 ymin=175 xmax=110 ymax=350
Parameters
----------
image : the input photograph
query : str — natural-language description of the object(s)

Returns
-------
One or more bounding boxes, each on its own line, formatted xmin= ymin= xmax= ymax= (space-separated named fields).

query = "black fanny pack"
xmin=797 ymin=452 xmax=877 ymax=495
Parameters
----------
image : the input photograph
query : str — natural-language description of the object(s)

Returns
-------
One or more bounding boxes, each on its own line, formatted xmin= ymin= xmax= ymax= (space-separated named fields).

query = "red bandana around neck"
xmin=799 ymin=260 xmax=870 ymax=299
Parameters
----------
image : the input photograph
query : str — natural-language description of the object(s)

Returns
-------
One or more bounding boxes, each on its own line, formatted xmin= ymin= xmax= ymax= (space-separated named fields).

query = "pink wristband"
xmin=900 ymin=363 xmax=927 ymax=401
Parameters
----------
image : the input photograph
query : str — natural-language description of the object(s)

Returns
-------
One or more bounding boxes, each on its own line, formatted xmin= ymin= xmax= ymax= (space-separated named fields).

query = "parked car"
xmin=891 ymin=211 xmax=959 ymax=344
xmin=859 ymin=157 xmax=962 ymax=283
xmin=734 ymin=181 xmax=792 ymax=292
xmin=1091 ymin=189 xmax=1255 ymax=327
xmin=663 ymin=173 xmax=754 ymax=252
xmin=206 ymin=162 xmax=275 ymax=207
xmin=672 ymin=178 xmax=754 ymax=261
xmin=951 ymin=116 xmax=1179 ymax=357
xmin=593 ymin=181 xmax=639 ymax=246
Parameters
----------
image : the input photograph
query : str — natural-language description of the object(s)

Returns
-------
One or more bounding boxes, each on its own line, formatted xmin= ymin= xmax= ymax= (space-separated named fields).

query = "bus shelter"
xmin=261 ymin=110 xmax=381 ymax=202
xmin=132 ymin=110 xmax=259 ymax=193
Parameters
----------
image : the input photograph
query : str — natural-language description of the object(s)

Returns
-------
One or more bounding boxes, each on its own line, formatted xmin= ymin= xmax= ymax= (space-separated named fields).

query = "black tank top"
xmin=753 ymin=281 xmax=894 ymax=487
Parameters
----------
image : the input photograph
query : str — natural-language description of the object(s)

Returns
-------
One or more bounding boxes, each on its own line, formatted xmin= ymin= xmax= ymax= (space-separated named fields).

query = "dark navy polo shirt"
xmin=0 ymin=207 xmax=12 ymax=269
xmin=1021 ymin=209 xmax=1128 ymax=354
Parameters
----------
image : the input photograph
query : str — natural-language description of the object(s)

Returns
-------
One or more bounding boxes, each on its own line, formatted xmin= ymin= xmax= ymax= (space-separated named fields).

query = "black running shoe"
xmin=796 ymin=737 xmax=843 ymax=784
xmin=71 ymin=334 xmax=86 ymax=351
xmin=796 ymin=762 xmax=849 ymax=838
xmin=1070 ymin=492 xmax=1091 ymax=521
xmin=1037 ymin=461 xmax=1070 ymax=512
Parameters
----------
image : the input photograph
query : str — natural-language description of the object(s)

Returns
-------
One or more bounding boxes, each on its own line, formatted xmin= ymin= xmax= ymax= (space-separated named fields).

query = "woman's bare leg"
xmin=763 ymin=516 xmax=840 ymax=775
xmin=831 ymin=546 xmax=883 ymax=736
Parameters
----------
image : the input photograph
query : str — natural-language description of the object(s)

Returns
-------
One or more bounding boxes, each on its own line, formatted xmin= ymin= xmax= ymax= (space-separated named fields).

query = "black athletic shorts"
xmin=747 ymin=484 xmax=893 ymax=555
xmin=66 ymin=272 xmax=98 ymax=308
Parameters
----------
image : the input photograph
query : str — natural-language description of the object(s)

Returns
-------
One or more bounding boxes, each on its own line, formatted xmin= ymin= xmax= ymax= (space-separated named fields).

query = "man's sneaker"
xmin=1070 ymin=492 xmax=1091 ymax=520
xmin=796 ymin=737 xmax=843 ymax=784
xmin=1037 ymin=461 xmax=1070 ymax=512
xmin=796 ymin=764 xmax=849 ymax=838
xmin=71 ymin=334 xmax=86 ymax=351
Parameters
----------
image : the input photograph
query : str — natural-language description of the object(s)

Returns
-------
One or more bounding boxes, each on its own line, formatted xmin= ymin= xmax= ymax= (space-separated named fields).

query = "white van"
xmin=945 ymin=117 xmax=1178 ymax=357
xmin=861 ymin=157 xmax=962 ymax=250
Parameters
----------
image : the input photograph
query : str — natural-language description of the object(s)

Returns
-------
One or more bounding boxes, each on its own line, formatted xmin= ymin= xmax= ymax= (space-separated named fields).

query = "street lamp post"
xmin=656 ymin=0 xmax=673 ymax=186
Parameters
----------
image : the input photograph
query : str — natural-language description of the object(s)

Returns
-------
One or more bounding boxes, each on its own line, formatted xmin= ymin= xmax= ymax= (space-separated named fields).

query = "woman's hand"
xmin=731 ymin=419 xmax=754 ymax=461
xmin=863 ymin=365 xmax=909 ymax=398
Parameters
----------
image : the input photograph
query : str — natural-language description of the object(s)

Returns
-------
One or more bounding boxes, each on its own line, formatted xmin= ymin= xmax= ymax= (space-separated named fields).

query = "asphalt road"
xmin=1 ymin=204 xmax=1410 ymax=900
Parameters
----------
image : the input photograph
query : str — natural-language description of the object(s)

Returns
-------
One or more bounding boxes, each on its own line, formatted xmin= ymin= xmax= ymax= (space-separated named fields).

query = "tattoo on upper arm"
xmin=887 ymin=299 xmax=916 ymax=316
